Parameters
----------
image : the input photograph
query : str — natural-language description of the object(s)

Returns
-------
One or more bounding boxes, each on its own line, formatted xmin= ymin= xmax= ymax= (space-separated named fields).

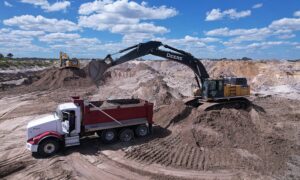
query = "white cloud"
xmin=78 ymin=0 xmax=177 ymax=40
xmin=225 ymin=9 xmax=251 ymax=19
xmin=155 ymin=35 xmax=216 ymax=52
xmin=269 ymin=18 xmax=300 ymax=31
xmin=227 ymin=41 xmax=280 ymax=50
xmin=9 ymin=30 xmax=45 ymax=37
xmin=205 ymin=27 xmax=270 ymax=37
xmin=294 ymin=11 xmax=300 ymax=17
xmin=226 ymin=41 xmax=300 ymax=51
xmin=205 ymin=9 xmax=223 ymax=21
xmin=247 ymin=41 xmax=284 ymax=49
xmin=3 ymin=15 xmax=79 ymax=32
xmin=20 ymin=0 xmax=70 ymax=12
xmin=277 ymin=34 xmax=296 ymax=39
xmin=0 ymin=28 xmax=47 ymax=54
xmin=205 ymin=8 xmax=251 ymax=21
xmin=78 ymin=0 xmax=177 ymax=19
xmin=252 ymin=3 xmax=263 ymax=9
xmin=198 ymin=37 xmax=220 ymax=43
xmin=49 ymin=37 xmax=104 ymax=55
xmin=4 ymin=1 xmax=13 ymax=7
xmin=122 ymin=33 xmax=154 ymax=44
xmin=111 ymin=23 xmax=168 ymax=34
xmin=39 ymin=33 xmax=80 ymax=43
xmin=206 ymin=22 xmax=297 ymax=44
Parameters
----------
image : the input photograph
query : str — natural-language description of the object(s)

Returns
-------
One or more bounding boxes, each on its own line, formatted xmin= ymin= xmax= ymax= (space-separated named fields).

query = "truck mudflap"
xmin=26 ymin=131 xmax=63 ymax=152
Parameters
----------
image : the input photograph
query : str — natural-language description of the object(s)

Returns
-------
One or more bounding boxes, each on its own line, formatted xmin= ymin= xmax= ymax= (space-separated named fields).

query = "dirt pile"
xmin=153 ymin=101 xmax=191 ymax=128
xmin=125 ymin=97 xmax=300 ymax=178
xmin=93 ymin=62 xmax=183 ymax=107
xmin=32 ymin=68 xmax=93 ymax=90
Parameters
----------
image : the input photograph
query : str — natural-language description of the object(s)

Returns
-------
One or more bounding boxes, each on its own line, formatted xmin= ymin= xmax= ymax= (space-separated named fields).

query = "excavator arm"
xmin=88 ymin=41 xmax=209 ymax=88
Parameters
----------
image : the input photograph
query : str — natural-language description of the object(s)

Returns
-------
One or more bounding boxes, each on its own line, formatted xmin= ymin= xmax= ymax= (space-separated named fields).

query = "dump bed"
xmin=72 ymin=97 xmax=153 ymax=132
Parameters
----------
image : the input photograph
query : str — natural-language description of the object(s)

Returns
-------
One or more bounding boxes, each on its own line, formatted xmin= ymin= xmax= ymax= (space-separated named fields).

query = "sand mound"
xmin=32 ymin=68 xmax=93 ymax=90
xmin=125 ymin=98 xmax=300 ymax=177
xmin=154 ymin=101 xmax=191 ymax=128
xmin=93 ymin=62 xmax=184 ymax=107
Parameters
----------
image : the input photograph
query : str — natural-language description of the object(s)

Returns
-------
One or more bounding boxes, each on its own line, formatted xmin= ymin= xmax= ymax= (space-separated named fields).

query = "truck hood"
xmin=27 ymin=114 xmax=61 ymax=140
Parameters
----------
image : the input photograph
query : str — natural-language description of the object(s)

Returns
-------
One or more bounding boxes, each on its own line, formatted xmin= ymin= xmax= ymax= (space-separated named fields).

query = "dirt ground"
xmin=0 ymin=60 xmax=299 ymax=179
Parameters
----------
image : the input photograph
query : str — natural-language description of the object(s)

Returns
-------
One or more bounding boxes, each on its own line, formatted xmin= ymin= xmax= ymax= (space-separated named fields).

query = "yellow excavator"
xmin=59 ymin=51 xmax=80 ymax=69
xmin=88 ymin=41 xmax=251 ymax=110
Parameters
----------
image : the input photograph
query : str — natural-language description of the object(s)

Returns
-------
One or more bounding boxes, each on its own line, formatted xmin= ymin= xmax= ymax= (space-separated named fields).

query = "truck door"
xmin=62 ymin=111 xmax=70 ymax=134
xmin=62 ymin=110 xmax=76 ymax=135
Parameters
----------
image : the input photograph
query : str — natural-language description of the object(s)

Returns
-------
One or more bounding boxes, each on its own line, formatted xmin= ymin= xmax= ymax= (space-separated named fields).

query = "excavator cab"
xmin=202 ymin=79 xmax=225 ymax=100
xmin=199 ymin=77 xmax=250 ymax=100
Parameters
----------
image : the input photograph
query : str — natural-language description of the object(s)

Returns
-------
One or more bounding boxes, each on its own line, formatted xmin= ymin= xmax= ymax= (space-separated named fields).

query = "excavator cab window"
xmin=218 ymin=81 xmax=223 ymax=91
xmin=202 ymin=79 xmax=224 ymax=99
xmin=208 ymin=81 xmax=217 ymax=90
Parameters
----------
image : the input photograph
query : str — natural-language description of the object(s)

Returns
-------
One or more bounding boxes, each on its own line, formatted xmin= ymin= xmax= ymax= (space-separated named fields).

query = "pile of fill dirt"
xmin=125 ymin=97 xmax=300 ymax=178
xmin=93 ymin=62 xmax=184 ymax=107
xmin=32 ymin=68 xmax=94 ymax=90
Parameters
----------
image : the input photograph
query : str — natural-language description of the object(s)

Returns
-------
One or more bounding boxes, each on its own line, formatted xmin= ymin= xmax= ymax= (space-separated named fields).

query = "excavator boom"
xmin=89 ymin=41 xmax=209 ymax=88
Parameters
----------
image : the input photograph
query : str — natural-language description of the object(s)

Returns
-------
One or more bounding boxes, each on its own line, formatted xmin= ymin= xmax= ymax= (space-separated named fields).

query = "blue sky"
xmin=1 ymin=0 xmax=300 ymax=59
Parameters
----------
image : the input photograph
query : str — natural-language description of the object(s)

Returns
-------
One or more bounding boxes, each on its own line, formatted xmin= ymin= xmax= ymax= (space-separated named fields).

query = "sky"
xmin=1 ymin=0 xmax=300 ymax=59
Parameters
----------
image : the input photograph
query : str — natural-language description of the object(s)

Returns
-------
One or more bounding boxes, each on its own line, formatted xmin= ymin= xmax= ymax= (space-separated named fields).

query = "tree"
xmin=241 ymin=57 xmax=252 ymax=61
xmin=6 ymin=53 xmax=13 ymax=59
xmin=0 ymin=53 xmax=3 ymax=59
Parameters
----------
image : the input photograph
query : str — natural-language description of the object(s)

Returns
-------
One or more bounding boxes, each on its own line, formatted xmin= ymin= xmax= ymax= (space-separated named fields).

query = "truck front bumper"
xmin=26 ymin=142 xmax=38 ymax=152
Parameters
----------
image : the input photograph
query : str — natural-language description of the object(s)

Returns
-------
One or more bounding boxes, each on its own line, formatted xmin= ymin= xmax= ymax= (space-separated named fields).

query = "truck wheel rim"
xmin=138 ymin=128 xmax=147 ymax=136
xmin=105 ymin=132 xmax=115 ymax=141
xmin=44 ymin=143 xmax=55 ymax=154
xmin=123 ymin=133 xmax=131 ymax=141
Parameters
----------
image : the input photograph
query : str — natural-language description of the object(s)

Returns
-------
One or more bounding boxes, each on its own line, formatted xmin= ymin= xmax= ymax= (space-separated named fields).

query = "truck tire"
xmin=38 ymin=138 xmax=60 ymax=157
xmin=101 ymin=129 xmax=117 ymax=144
xmin=119 ymin=128 xmax=134 ymax=142
xmin=135 ymin=124 xmax=148 ymax=137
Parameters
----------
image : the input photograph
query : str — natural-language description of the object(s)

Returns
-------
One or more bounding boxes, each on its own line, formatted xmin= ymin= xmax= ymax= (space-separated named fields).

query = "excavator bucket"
xmin=88 ymin=60 xmax=112 ymax=85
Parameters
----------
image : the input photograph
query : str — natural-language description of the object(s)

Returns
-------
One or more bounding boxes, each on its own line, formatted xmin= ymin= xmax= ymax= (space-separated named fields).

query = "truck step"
xmin=65 ymin=135 xmax=80 ymax=147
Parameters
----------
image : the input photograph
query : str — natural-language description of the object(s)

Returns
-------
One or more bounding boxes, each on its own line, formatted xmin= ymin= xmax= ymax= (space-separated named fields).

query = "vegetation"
xmin=0 ymin=52 xmax=55 ymax=69
xmin=6 ymin=53 xmax=13 ymax=59
xmin=241 ymin=57 xmax=252 ymax=61
xmin=0 ymin=59 xmax=54 ymax=69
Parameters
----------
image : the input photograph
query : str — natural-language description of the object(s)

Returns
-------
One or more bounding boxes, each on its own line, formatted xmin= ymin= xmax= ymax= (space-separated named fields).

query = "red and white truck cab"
xmin=26 ymin=97 xmax=153 ymax=157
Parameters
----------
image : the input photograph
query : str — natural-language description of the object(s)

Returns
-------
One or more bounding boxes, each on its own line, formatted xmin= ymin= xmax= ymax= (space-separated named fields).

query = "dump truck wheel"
xmin=101 ymin=129 xmax=117 ymax=143
xmin=38 ymin=139 xmax=60 ymax=157
xmin=135 ymin=125 xmax=148 ymax=137
xmin=119 ymin=129 xmax=134 ymax=142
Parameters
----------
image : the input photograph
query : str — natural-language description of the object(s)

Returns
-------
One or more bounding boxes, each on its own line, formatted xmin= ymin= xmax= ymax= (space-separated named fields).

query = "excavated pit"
xmin=0 ymin=60 xmax=299 ymax=179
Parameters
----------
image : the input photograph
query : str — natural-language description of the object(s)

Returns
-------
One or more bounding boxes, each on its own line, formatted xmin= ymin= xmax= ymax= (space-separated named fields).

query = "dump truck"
xmin=26 ymin=97 xmax=153 ymax=157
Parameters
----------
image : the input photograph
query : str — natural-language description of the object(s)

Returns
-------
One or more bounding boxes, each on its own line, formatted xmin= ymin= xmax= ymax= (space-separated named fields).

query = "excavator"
xmin=59 ymin=51 xmax=80 ymax=69
xmin=88 ymin=41 xmax=251 ymax=110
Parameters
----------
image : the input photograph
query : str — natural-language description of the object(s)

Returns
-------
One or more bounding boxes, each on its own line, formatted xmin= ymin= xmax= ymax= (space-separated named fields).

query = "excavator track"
xmin=184 ymin=97 xmax=251 ymax=111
